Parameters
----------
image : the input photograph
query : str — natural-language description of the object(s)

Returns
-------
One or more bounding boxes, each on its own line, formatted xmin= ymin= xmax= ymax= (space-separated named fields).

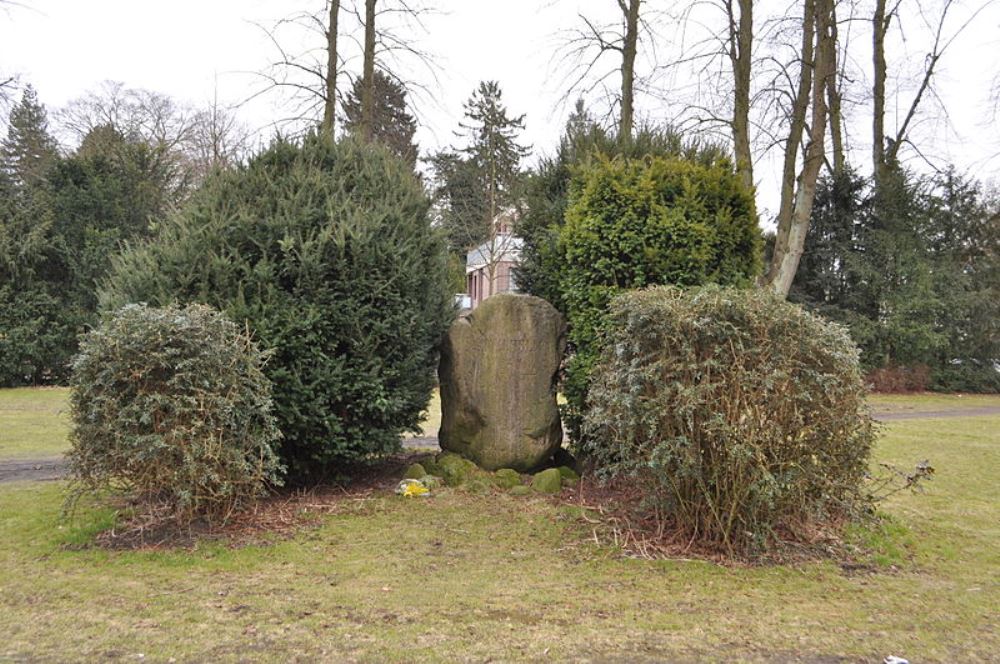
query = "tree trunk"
xmin=619 ymin=0 xmax=640 ymax=139
xmin=872 ymin=0 xmax=888 ymax=183
xmin=773 ymin=0 xmax=815 ymax=240
xmin=764 ymin=0 xmax=833 ymax=297
xmin=827 ymin=1 xmax=845 ymax=174
xmin=322 ymin=0 xmax=340 ymax=138
xmin=728 ymin=0 xmax=754 ymax=192
xmin=361 ymin=0 xmax=377 ymax=142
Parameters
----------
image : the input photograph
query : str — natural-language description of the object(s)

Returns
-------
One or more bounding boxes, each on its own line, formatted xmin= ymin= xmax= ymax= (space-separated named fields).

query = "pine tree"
xmin=342 ymin=71 xmax=418 ymax=168
xmin=1 ymin=85 xmax=59 ymax=187
xmin=458 ymin=81 xmax=529 ymax=226
xmin=431 ymin=81 xmax=529 ymax=259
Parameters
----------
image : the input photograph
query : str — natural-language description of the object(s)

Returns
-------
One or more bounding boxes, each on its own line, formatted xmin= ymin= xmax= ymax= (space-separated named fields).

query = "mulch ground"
xmin=85 ymin=452 xmax=436 ymax=551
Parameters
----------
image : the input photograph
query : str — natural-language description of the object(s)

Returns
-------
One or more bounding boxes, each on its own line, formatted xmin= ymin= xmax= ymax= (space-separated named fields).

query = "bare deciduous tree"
xmin=763 ymin=0 xmax=837 ymax=297
xmin=253 ymin=0 xmax=438 ymax=139
xmin=186 ymin=90 xmax=253 ymax=180
xmin=252 ymin=3 xmax=346 ymax=135
xmin=60 ymin=81 xmax=251 ymax=193
xmin=873 ymin=0 xmax=992 ymax=182
xmin=726 ymin=0 xmax=754 ymax=191
xmin=323 ymin=0 xmax=341 ymax=136
xmin=361 ymin=0 xmax=376 ymax=140
xmin=58 ymin=81 xmax=199 ymax=159
xmin=554 ymin=0 xmax=664 ymax=138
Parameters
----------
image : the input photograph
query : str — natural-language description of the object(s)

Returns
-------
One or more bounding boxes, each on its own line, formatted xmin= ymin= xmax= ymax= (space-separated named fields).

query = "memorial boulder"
xmin=439 ymin=294 xmax=566 ymax=472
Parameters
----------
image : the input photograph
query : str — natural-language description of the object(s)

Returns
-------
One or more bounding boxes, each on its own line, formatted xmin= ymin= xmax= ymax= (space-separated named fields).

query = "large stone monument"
xmin=438 ymin=294 xmax=566 ymax=472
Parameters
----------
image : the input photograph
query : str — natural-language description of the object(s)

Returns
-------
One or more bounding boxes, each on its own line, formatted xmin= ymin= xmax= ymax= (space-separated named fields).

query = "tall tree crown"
xmin=1 ymin=85 xmax=59 ymax=187
xmin=342 ymin=70 xmax=418 ymax=168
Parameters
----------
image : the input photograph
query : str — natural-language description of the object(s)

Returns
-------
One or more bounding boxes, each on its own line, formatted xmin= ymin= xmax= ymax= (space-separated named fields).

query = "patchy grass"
xmin=868 ymin=391 xmax=1000 ymax=414
xmin=0 ymin=387 xmax=71 ymax=460
xmin=1 ymin=400 xmax=998 ymax=661
xmin=406 ymin=388 xmax=441 ymax=438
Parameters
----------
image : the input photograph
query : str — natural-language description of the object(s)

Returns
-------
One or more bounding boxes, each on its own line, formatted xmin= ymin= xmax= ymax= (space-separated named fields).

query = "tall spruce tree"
xmin=342 ymin=71 xmax=418 ymax=168
xmin=1 ymin=85 xmax=59 ymax=187
xmin=432 ymin=81 xmax=528 ymax=257
xmin=458 ymin=81 xmax=529 ymax=227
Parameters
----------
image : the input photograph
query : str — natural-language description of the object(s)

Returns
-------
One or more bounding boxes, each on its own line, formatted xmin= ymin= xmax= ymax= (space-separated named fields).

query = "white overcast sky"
xmin=2 ymin=0 xmax=998 ymax=218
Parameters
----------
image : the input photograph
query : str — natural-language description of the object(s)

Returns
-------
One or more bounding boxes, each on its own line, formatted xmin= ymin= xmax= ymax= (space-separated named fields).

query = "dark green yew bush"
xmin=68 ymin=304 xmax=282 ymax=522
xmin=557 ymin=155 xmax=760 ymax=442
xmin=582 ymin=286 xmax=876 ymax=555
xmin=101 ymin=135 xmax=453 ymax=480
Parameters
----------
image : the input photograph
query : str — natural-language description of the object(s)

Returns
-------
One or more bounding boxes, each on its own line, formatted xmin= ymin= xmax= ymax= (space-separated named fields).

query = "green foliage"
xmin=68 ymin=304 xmax=283 ymax=523
xmin=583 ymin=286 xmax=876 ymax=555
xmin=341 ymin=70 xmax=419 ymax=169
xmin=557 ymin=153 xmax=760 ymax=440
xmin=0 ymin=85 xmax=59 ymax=187
xmin=0 ymin=108 xmax=177 ymax=386
xmin=0 ymin=285 xmax=82 ymax=386
xmin=792 ymin=167 xmax=999 ymax=392
xmin=102 ymin=135 xmax=454 ymax=480
xmin=431 ymin=81 xmax=529 ymax=256
xmin=516 ymin=104 xmax=732 ymax=308
xmin=0 ymin=90 xmax=76 ymax=385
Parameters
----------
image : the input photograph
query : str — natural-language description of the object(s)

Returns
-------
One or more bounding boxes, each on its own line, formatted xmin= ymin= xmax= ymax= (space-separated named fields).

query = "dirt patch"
xmin=559 ymin=476 xmax=854 ymax=566
xmin=85 ymin=452 xmax=435 ymax=551
xmin=0 ymin=456 xmax=67 ymax=483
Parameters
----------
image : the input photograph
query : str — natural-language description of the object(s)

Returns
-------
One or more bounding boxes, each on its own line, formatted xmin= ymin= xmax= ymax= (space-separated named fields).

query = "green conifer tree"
xmin=342 ymin=71 xmax=418 ymax=169
xmin=1 ymin=85 xmax=59 ymax=187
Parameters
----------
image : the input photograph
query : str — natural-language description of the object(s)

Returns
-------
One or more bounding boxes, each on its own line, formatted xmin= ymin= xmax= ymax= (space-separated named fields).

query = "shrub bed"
xmin=101 ymin=136 xmax=454 ymax=480
xmin=68 ymin=304 xmax=283 ymax=523
xmin=582 ymin=286 xmax=876 ymax=555
xmin=556 ymin=154 xmax=760 ymax=441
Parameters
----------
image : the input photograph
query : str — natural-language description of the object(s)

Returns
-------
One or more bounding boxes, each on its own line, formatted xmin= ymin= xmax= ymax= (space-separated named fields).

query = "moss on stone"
xmin=421 ymin=458 xmax=442 ymax=476
xmin=531 ymin=468 xmax=563 ymax=494
xmin=509 ymin=485 xmax=533 ymax=497
xmin=436 ymin=452 xmax=479 ymax=487
xmin=404 ymin=463 xmax=427 ymax=480
xmin=438 ymin=295 xmax=567 ymax=472
xmin=465 ymin=477 xmax=495 ymax=494
xmin=494 ymin=468 xmax=522 ymax=489
xmin=557 ymin=466 xmax=580 ymax=482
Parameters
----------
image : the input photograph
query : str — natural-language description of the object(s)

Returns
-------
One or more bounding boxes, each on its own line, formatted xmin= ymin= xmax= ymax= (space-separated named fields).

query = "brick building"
xmin=465 ymin=212 xmax=522 ymax=309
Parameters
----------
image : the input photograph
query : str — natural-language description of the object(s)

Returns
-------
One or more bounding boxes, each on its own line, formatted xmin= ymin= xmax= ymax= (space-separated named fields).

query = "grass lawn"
xmin=4 ymin=386 xmax=997 ymax=461
xmin=1 ymin=390 xmax=998 ymax=661
xmin=0 ymin=387 xmax=71 ymax=460
xmin=868 ymin=392 xmax=1000 ymax=414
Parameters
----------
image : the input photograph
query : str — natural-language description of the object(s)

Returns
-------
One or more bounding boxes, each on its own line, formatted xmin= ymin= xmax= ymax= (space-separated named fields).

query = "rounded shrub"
xmin=557 ymin=154 xmax=760 ymax=441
xmin=101 ymin=135 xmax=453 ymax=480
xmin=68 ymin=304 xmax=283 ymax=522
xmin=582 ymin=286 xmax=876 ymax=554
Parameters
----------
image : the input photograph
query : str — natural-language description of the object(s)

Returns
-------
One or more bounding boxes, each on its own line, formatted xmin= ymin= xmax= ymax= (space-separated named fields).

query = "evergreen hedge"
xmin=102 ymin=136 xmax=453 ymax=480
xmin=68 ymin=304 xmax=282 ymax=523
xmin=583 ymin=286 xmax=876 ymax=555
xmin=557 ymin=155 xmax=760 ymax=441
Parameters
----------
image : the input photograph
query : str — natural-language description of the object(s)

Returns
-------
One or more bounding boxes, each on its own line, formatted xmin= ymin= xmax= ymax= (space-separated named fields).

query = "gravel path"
xmin=874 ymin=406 xmax=1000 ymax=421
xmin=0 ymin=456 xmax=67 ymax=483
xmin=3 ymin=407 xmax=998 ymax=484
xmin=0 ymin=439 xmax=442 ymax=484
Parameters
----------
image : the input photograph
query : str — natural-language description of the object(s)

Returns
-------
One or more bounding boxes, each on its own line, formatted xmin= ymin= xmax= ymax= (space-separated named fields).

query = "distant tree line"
xmin=0 ymin=83 xmax=248 ymax=385
xmin=790 ymin=168 xmax=999 ymax=392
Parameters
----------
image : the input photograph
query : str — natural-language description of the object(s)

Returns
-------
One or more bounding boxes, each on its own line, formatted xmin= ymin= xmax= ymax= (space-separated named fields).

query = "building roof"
xmin=466 ymin=235 xmax=523 ymax=272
